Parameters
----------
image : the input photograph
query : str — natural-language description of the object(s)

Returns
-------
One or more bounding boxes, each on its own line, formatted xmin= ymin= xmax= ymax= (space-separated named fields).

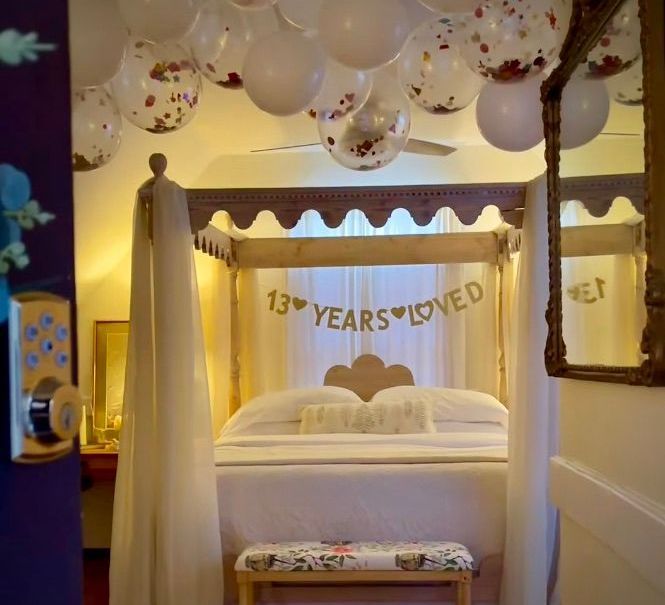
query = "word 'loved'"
xmin=311 ymin=281 xmax=484 ymax=332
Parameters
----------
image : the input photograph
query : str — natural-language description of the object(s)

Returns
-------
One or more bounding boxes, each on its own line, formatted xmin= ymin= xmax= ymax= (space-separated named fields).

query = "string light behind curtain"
xmin=285 ymin=207 xmax=502 ymax=394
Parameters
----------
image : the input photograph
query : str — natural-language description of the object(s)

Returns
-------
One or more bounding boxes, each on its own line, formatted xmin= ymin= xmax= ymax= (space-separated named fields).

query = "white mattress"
xmin=215 ymin=431 xmax=507 ymax=565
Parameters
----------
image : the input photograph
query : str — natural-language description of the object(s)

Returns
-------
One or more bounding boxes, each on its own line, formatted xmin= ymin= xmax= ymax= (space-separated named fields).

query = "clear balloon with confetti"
xmin=318 ymin=70 xmax=410 ymax=171
xmin=455 ymin=0 xmax=571 ymax=83
xmin=71 ymin=87 xmax=123 ymax=171
xmin=398 ymin=17 xmax=484 ymax=113
xmin=307 ymin=60 xmax=372 ymax=120
xmin=188 ymin=0 xmax=278 ymax=89
xmin=578 ymin=0 xmax=640 ymax=79
xmin=112 ymin=38 xmax=202 ymax=133
xmin=606 ymin=58 xmax=643 ymax=105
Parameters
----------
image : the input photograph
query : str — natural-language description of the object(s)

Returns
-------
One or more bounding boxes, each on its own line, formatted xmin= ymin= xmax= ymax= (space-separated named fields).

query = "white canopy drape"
xmin=110 ymin=176 xmax=223 ymax=605
xmin=501 ymin=175 xmax=560 ymax=605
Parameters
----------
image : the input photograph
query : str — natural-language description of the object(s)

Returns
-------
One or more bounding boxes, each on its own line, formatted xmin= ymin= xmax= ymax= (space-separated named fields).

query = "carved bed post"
xmin=229 ymin=241 xmax=241 ymax=416
xmin=497 ymin=235 xmax=508 ymax=405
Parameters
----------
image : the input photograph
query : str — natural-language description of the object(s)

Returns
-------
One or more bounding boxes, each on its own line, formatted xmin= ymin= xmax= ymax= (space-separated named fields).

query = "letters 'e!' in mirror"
xmin=543 ymin=0 xmax=665 ymax=384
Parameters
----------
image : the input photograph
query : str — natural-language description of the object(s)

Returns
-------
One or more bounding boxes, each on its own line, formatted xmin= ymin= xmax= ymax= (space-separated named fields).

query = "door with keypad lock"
xmin=0 ymin=2 xmax=83 ymax=604
xmin=9 ymin=292 xmax=82 ymax=462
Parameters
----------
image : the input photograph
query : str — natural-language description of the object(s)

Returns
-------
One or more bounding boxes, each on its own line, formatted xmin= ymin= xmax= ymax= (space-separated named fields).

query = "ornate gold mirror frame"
xmin=542 ymin=0 xmax=665 ymax=384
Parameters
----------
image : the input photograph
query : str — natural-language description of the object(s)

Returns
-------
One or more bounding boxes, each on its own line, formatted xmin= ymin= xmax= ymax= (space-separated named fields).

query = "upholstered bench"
xmin=235 ymin=540 xmax=473 ymax=605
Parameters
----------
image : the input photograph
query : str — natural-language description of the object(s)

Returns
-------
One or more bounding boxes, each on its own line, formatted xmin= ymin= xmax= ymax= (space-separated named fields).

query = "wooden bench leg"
xmin=455 ymin=571 xmax=472 ymax=605
xmin=237 ymin=573 xmax=255 ymax=605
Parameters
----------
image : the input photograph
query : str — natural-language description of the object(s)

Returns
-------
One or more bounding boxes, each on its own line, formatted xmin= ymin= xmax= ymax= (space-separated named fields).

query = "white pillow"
xmin=371 ymin=386 xmax=508 ymax=428
xmin=300 ymin=400 xmax=436 ymax=435
xmin=220 ymin=386 xmax=362 ymax=439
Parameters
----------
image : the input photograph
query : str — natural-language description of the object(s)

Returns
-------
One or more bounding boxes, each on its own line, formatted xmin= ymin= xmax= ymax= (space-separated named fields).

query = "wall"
xmin=552 ymin=380 xmax=665 ymax=604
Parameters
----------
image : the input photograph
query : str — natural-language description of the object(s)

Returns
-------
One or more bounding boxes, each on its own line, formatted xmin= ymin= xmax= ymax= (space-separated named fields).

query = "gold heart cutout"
xmin=391 ymin=306 xmax=406 ymax=319
xmin=414 ymin=301 xmax=435 ymax=322
xmin=292 ymin=297 xmax=308 ymax=311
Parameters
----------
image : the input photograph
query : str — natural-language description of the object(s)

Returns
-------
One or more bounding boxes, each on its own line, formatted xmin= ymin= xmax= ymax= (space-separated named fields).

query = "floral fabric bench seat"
xmin=235 ymin=540 xmax=473 ymax=605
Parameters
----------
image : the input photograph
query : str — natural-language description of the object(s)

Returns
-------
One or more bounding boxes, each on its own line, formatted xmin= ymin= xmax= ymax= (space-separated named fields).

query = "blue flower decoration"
xmin=0 ymin=163 xmax=31 ymax=211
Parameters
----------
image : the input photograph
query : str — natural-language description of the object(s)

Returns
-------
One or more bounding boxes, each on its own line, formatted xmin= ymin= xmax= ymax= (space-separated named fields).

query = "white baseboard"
xmin=550 ymin=456 xmax=665 ymax=596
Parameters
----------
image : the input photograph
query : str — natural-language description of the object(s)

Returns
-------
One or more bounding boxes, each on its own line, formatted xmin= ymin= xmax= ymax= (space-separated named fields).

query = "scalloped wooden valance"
xmin=139 ymin=154 xmax=644 ymax=234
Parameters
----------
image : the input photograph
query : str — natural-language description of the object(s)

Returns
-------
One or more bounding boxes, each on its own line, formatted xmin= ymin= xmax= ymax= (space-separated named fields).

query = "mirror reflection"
xmin=559 ymin=0 xmax=645 ymax=368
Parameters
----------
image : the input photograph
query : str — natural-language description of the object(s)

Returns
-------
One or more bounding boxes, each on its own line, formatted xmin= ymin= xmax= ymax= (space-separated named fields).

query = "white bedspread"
xmin=215 ymin=432 xmax=507 ymax=566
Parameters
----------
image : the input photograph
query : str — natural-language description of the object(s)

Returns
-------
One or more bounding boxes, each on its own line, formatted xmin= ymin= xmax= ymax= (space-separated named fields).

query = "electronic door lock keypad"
xmin=9 ymin=292 xmax=82 ymax=463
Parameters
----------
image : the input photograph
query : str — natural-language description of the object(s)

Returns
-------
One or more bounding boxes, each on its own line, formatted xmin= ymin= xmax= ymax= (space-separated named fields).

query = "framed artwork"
xmin=92 ymin=320 xmax=129 ymax=441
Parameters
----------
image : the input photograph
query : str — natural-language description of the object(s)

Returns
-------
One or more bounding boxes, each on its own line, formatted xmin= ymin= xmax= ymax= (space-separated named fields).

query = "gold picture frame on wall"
xmin=92 ymin=320 xmax=129 ymax=442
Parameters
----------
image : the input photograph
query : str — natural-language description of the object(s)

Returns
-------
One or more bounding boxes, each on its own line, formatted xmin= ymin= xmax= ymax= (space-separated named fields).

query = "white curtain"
xmin=110 ymin=177 xmax=224 ymax=605
xmin=285 ymin=208 xmax=501 ymax=395
xmin=560 ymin=199 xmax=644 ymax=366
xmin=500 ymin=175 xmax=560 ymax=605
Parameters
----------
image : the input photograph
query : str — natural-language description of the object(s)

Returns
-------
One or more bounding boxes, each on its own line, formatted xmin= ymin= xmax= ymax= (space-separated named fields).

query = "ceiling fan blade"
xmin=250 ymin=142 xmax=320 ymax=153
xmin=250 ymin=139 xmax=458 ymax=156
xmin=404 ymin=138 xmax=457 ymax=156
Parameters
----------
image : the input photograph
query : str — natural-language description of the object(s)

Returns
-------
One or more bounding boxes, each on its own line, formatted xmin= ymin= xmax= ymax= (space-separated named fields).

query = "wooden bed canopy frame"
xmin=139 ymin=154 xmax=645 ymax=415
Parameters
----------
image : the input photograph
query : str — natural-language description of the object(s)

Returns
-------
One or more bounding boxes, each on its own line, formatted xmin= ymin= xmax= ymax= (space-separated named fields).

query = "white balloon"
xmin=278 ymin=0 xmax=324 ymax=30
xmin=560 ymin=79 xmax=610 ymax=149
xmin=188 ymin=0 xmax=278 ymax=88
xmin=419 ymin=0 xmax=479 ymax=12
xmin=475 ymin=75 xmax=544 ymax=152
xmin=69 ymin=0 xmax=128 ymax=88
xmin=607 ymin=58 xmax=643 ymax=105
xmin=112 ymin=38 xmax=202 ymax=133
xmin=319 ymin=70 xmax=411 ymax=171
xmin=71 ymin=87 xmax=122 ymax=171
xmin=318 ymin=0 xmax=410 ymax=71
xmin=243 ymin=31 xmax=326 ymax=115
xmin=398 ymin=17 xmax=484 ymax=113
xmin=228 ymin=0 xmax=277 ymax=10
xmin=117 ymin=0 xmax=200 ymax=43
xmin=308 ymin=61 xmax=372 ymax=120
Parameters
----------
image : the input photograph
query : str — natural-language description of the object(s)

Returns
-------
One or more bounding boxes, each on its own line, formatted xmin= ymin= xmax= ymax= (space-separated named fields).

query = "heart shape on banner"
xmin=390 ymin=306 xmax=406 ymax=319
xmin=292 ymin=297 xmax=308 ymax=311
xmin=414 ymin=300 xmax=434 ymax=322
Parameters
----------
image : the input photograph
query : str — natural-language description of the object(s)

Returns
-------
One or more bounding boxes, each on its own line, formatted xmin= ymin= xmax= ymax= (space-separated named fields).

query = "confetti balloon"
xmin=418 ymin=0 xmax=479 ymax=12
xmin=307 ymin=60 xmax=372 ymax=120
xmin=112 ymin=39 xmax=202 ymax=133
xmin=278 ymin=0 xmax=324 ymax=30
xmin=69 ymin=0 xmax=128 ymax=89
xmin=456 ymin=0 xmax=571 ymax=82
xmin=228 ymin=0 xmax=277 ymax=10
xmin=188 ymin=0 xmax=278 ymax=89
xmin=117 ymin=0 xmax=200 ymax=43
xmin=560 ymin=78 xmax=610 ymax=149
xmin=318 ymin=0 xmax=411 ymax=70
xmin=71 ymin=88 xmax=122 ymax=171
xmin=607 ymin=58 xmax=643 ymax=105
xmin=243 ymin=31 xmax=326 ymax=116
xmin=319 ymin=70 xmax=411 ymax=171
xmin=475 ymin=74 xmax=544 ymax=151
xmin=579 ymin=0 xmax=640 ymax=78
xmin=398 ymin=17 xmax=484 ymax=113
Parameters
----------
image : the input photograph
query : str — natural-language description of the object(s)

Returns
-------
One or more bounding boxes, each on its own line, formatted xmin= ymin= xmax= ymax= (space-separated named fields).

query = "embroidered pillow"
xmin=299 ymin=400 xmax=436 ymax=435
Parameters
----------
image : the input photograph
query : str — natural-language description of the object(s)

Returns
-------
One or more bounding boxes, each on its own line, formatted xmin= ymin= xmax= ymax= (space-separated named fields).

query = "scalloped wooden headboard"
xmin=323 ymin=354 xmax=415 ymax=402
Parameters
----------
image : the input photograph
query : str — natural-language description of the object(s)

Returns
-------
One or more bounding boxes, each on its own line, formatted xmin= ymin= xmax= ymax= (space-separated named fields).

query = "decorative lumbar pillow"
xmin=300 ymin=400 xmax=436 ymax=435
xmin=219 ymin=386 xmax=362 ymax=439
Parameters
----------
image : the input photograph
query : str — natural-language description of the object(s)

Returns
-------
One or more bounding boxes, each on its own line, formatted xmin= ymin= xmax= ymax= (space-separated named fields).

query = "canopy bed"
xmin=108 ymin=150 xmax=645 ymax=605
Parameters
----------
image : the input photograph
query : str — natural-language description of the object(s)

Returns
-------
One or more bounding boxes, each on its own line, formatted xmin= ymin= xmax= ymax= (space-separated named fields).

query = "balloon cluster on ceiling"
xmin=70 ymin=0 xmax=642 ymax=172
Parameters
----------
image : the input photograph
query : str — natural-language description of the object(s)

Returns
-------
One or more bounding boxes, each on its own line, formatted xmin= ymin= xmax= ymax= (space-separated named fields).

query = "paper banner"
xmin=266 ymin=280 xmax=485 ymax=332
